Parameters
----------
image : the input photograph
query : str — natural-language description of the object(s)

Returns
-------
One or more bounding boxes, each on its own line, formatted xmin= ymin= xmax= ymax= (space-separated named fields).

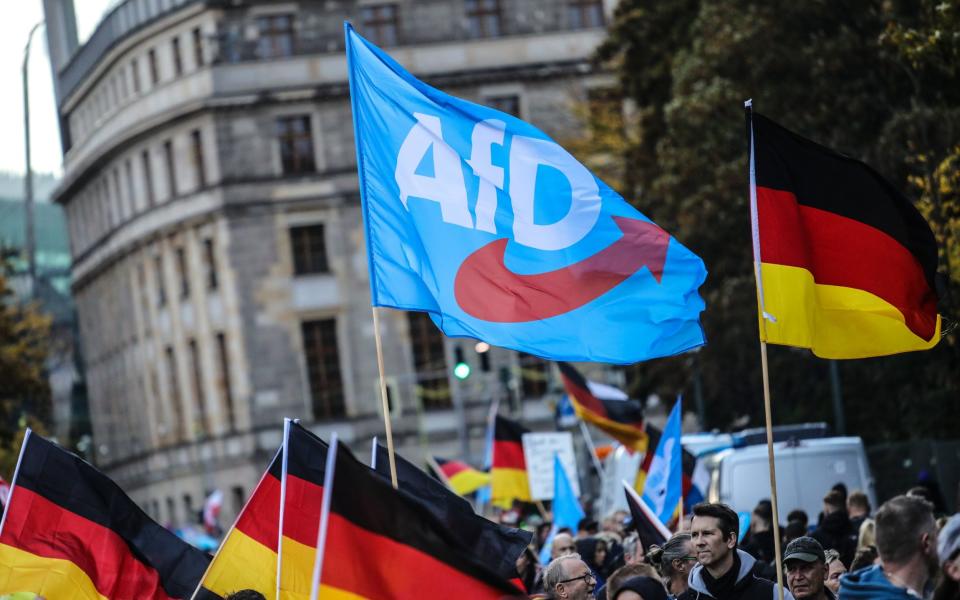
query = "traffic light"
xmin=453 ymin=346 xmax=471 ymax=380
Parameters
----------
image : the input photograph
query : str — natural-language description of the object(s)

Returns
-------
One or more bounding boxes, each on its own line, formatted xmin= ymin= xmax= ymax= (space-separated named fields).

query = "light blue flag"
xmin=539 ymin=454 xmax=585 ymax=565
xmin=345 ymin=24 xmax=706 ymax=364
xmin=642 ymin=396 xmax=684 ymax=525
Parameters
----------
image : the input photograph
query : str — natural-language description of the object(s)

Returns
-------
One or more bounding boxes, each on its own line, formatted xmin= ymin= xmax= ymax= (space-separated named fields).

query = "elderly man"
xmin=543 ymin=553 xmax=597 ymax=600
xmin=784 ymin=537 xmax=834 ymax=600
xmin=839 ymin=495 xmax=939 ymax=599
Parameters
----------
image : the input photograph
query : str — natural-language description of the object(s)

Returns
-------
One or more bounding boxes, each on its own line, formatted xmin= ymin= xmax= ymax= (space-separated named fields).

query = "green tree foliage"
xmin=0 ymin=256 xmax=51 ymax=476
xmin=586 ymin=0 xmax=959 ymax=440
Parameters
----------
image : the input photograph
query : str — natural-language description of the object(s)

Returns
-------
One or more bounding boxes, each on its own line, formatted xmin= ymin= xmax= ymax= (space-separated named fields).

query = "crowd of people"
xmin=520 ymin=485 xmax=960 ymax=600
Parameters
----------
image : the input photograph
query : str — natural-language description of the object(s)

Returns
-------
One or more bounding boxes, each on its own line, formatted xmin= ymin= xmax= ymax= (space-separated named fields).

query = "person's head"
xmin=849 ymin=545 xmax=880 ymax=572
xmin=224 ymin=592 xmax=267 ymax=600
xmin=938 ymin=514 xmax=960 ymax=583
xmin=856 ymin=518 xmax=876 ymax=549
xmin=822 ymin=490 xmax=845 ymax=516
xmin=783 ymin=537 xmax=827 ymax=600
xmin=690 ymin=503 xmax=739 ymax=570
xmin=605 ymin=563 xmax=661 ymax=600
xmin=831 ymin=483 xmax=848 ymax=504
xmin=824 ymin=549 xmax=846 ymax=595
xmin=576 ymin=537 xmax=608 ymax=570
xmin=578 ymin=517 xmax=599 ymax=538
xmin=788 ymin=509 xmax=809 ymax=530
xmin=907 ymin=486 xmax=935 ymax=504
xmin=784 ymin=520 xmax=807 ymax=545
xmin=847 ymin=491 xmax=871 ymax=519
xmin=544 ymin=554 xmax=596 ymax=600
xmin=752 ymin=500 xmax=772 ymax=532
xmin=875 ymin=495 xmax=938 ymax=576
xmin=552 ymin=532 xmax=577 ymax=560
xmin=611 ymin=576 xmax=669 ymax=600
xmin=648 ymin=533 xmax=694 ymax=595
xmin=622 ymin=533 xmax=644 ymax=565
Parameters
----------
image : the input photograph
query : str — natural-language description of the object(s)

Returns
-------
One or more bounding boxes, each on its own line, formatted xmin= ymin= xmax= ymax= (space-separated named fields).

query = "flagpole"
xmin=190 ymin=447 xmax=282 ymax=600
xmin=746 ymin=99 xmax=786 ymax=600
xmin=370 ymin=436 xmax=378 ymax=469
xmin=578 ymin=421 xmax=606 ymax=478
xmin=372 ymin=307 xmax=398 ymax=489
xmin=275 ymin=419 xmax=292 ymax=600
xmin=677 ymin=497 xmax=684 ymax=533
xmin=426 ymin=455 xmax=453 ymax=491
xmin=0 ymin=428 xmax=31 ymax=538
xmin=309 ymin=432 xmax=339 ymax=600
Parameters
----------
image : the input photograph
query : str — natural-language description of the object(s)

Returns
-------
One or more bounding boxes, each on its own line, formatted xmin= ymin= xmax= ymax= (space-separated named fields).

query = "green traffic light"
xmin=454 ymin=362 xmax=471 ymax=380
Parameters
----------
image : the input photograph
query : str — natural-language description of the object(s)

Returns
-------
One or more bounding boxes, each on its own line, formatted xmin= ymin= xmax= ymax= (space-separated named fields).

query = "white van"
xmin=705 ymin=437 xmax=877 ymax=519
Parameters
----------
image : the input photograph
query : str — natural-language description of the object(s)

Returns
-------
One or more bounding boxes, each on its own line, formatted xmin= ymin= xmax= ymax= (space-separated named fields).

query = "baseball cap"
xmin=938 ymin=514 xmax=960 ymax=564
xmin=783 ymin=536 xmax=826 ymax=563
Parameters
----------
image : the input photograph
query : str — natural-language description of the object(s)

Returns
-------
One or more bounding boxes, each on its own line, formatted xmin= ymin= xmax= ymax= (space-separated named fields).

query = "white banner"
xmin=522 ymin=432 xmax=580 ymax=500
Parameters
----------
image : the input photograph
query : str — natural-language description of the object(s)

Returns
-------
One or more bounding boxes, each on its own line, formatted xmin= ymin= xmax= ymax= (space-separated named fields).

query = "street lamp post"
xmin=23 ymin=21 xmax=45 ymax=298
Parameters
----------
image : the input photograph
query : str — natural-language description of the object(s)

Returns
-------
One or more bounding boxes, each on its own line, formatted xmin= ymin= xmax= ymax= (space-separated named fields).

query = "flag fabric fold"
xmin=491 ymin=415 xmax=531 ymax=505
xmin=538 ymin=455 xmax=585 ymax=566
xmin=316 ymin=438 xmax=526 ymax=598
xmin=0 ymin=431 xmax=210 ymax=600
xmin=748 ymin=110 xmax=941 ymax=358
xmin=641 ymin=398 xmax=683 ymax=526
xmin=346 ymin=23 xmax=706 ymax=364
xmin=557 ymin=362 xmax=648 ymax=452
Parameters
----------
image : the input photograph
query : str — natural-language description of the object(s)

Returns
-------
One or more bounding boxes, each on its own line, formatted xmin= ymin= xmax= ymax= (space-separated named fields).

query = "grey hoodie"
xmin=680 ymin=549 xmax=795 ymax=600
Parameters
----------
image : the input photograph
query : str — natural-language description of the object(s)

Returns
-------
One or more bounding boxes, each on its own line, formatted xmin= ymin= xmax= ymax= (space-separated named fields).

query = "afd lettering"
xmin=395 ymin=112 xmax=601 ymax=251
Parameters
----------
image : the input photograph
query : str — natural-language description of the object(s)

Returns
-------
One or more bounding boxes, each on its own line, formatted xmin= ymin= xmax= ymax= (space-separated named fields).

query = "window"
xmin=155 ymin=254 xmax=167 ymax=307
xmin=166 ymin=497 xmax=176 ymax=524
xmin=407 ymin=312 xmax=451 ymax=410
xmin=519 ymin=352 xmax=549 ymax=398
xmin=191 ymin=129 xmax=206 ymax=188
xmin=112 ymin=168 xmax=125 ymax=221
xmin=231 ymin=486 xmax=244 ymax=516
xmin=568 ymin=0 xmax=605 ymax=29
xmin=256 ymin=14 xmax=295 ymax=58
xmin=165 ymin=346 xmax=184 ymax=440
xmin=290 ymin=224 xmax=329 ymax=275
xmin=176 ymin=246 xmax=190 ymax=298
xmin=216 ymin=333 xmax=235 ymax=431
xmin=188 ymin=340 xmax=208 ymax=436
xmin=486 ymin=94 xmax=520 ymax=118
xmin=125 ymin=159 xmax=135 ymax=214
xmin=301 ymin=319 xmax=345 ymax=419
xmin=361 ymin=4 xmax=399 ymax=46
xmin=148 ymin=48 xmax=159 ymax=84
xmin=172 ymin=36 xmax=183 ymax=76
xmin=192 ymin=27 xmax=205 ymax=68
xmin=276 ymin=115 xmax=316 ymax=175
xmin=183 ymin=494 xmax=194 ymax=523
xmin=465 ymin=0 xmax=501 ymax=38
xmin=164 ymin=139 xmax=177 ymax=198
xmin=203 ymin=238 xmax=218 ymax=290
xmin=131 ymin=58 xmax=141 ymax=94
xmin=142 ymin=150 xmax=155 ymax=207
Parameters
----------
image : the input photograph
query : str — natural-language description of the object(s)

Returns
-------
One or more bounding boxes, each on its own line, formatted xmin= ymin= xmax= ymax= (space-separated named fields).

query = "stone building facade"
xmin=42 ymin=0 xmax=616 ymax=526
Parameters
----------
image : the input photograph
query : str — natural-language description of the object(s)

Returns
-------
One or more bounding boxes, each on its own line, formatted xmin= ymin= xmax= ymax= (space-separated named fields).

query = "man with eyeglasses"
xmin=543 ymin=553 xmax=597 ymax=600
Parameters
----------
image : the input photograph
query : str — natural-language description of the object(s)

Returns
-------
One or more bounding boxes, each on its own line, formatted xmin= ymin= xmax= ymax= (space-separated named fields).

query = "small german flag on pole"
xmin=491 ymin=415 xmax=531 ymax=504
xmin=427 ymin=456 xmax=491 ymax=496
xmin=0 ymin=430 xmax=210 ymax=599
xmin=557 ymin=362 xmax=648 ymax=452
xmin=748 ymin=110 xmax=941 ymax=358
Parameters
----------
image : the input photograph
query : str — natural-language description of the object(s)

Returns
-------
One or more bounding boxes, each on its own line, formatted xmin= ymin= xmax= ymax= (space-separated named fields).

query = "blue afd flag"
xmin=538 ymin=454 xmax=584 ymax=565
xmin=345 ymin=24 xmax=707 ymax=363
xmin=642 ymin=397 xmax=683 ymax=525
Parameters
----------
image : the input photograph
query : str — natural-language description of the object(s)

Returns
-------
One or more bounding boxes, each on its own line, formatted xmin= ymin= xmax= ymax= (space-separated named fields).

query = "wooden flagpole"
xmin=308 ymin=432 xmax=339 ymax=600
xmin=578 ymin=421 xmax=606 ymax=478
xmin=746 ymin=99 xmax=786 ymax=600
xmin=676 ymin=497 xmax=684 ymax=533
xmin=371 ymin=307 xmax=398 ymax=489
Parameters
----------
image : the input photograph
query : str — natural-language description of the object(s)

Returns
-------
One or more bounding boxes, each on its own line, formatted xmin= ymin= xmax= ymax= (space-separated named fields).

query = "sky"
xmin=0 ymin=0 xmax=114 ymax=178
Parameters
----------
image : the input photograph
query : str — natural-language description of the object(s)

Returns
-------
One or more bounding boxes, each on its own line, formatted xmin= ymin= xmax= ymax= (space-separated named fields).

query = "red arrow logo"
xmin=454 ymin=216 xmax=670 ymax=323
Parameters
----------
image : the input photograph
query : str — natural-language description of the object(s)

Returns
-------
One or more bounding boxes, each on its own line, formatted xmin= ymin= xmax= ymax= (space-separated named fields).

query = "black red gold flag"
xmin=557 ymin=362 xmax=648 ymax=452
xmin=491 ymin=415 xmax=531 ymax=504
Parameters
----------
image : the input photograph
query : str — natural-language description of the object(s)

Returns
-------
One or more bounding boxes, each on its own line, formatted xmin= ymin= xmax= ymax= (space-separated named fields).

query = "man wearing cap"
xmin=784 ymin=537 xmax=834 ymax=600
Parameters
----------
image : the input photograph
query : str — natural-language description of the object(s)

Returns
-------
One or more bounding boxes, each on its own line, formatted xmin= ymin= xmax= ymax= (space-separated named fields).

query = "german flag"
xmin=428 ymin=456 xmax=491 ymax=496
xmin=491 ymin=415 xmax=531 ymax=504
xmin=317 ymin=439 xmax=526 ymax=598
xmin=0 ymin=431 xmax=210 ymax=599
xmin=558 ymin=362 xmax=648 ymax=453
xmin=748 ymin=110 xmax=941 ymax=358
xmin=373 ymin=443 xmax=533 ymax=581
xmin=194 ymin=451 xmax=282 ymax=600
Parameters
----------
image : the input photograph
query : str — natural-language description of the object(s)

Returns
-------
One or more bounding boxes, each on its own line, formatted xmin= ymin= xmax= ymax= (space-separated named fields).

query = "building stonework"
xmin=43 ymin=0 xmax=617 ymax=526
